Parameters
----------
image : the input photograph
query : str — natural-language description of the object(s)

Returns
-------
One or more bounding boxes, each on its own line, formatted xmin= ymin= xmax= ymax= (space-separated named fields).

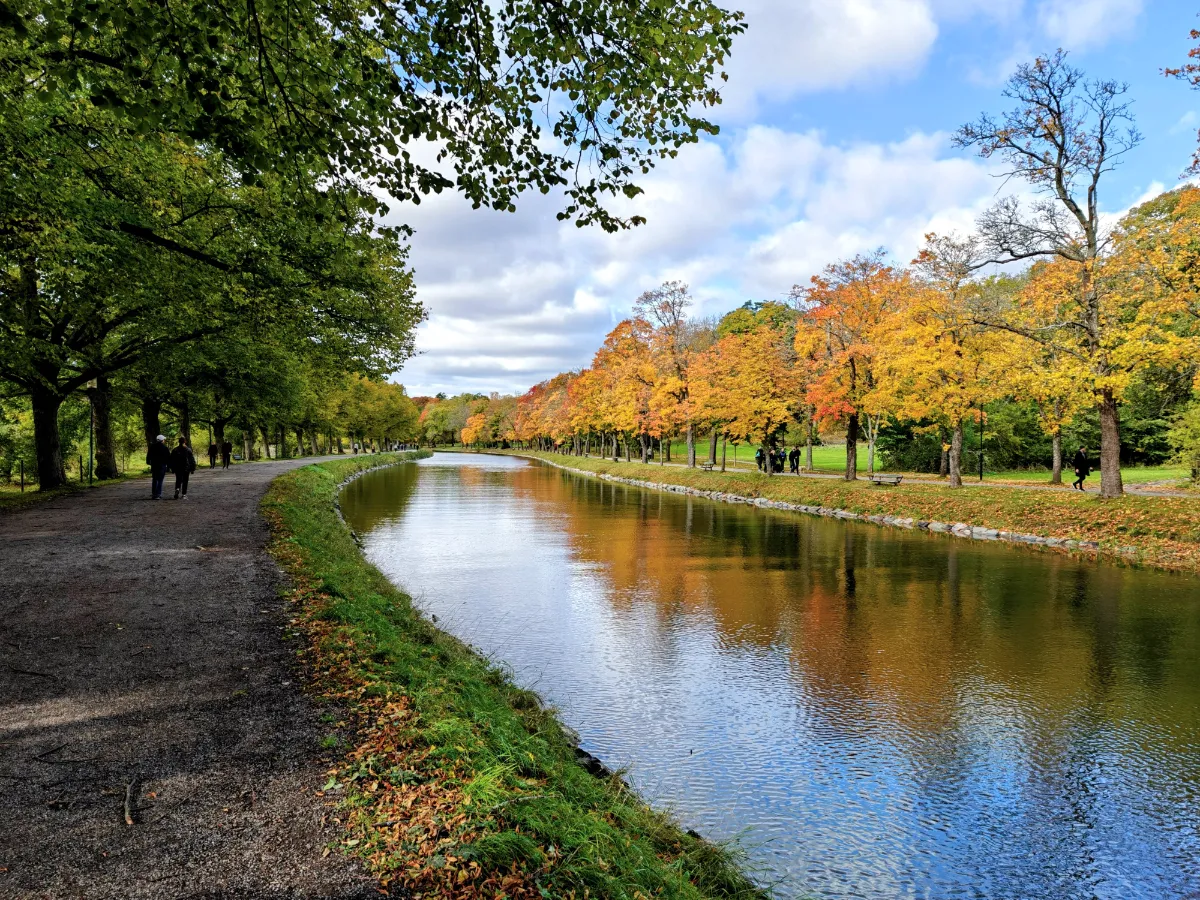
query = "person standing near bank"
xmin=1072 ymin=446 xmax=1090 ymax=491
xmin=171 ymin=437 xmax=197 ymax=500
xmin=147 ymin=435 xmax=171 ymax=500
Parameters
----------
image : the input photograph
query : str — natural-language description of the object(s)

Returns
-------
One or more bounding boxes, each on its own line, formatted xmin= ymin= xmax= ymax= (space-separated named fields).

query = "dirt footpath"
xmin=0 ymin=459 xmax=382 ymax=899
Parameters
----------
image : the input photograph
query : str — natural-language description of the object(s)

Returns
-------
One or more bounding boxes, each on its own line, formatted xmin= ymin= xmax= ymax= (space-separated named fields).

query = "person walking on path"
xmin=221 ymin=439 xmax=233 ymax=469
xmin=755 ymin=447 xmax=765 ymax=472
xmin=171 ymin=437 xmax=197 ymax=500
xmin=147 ymin=434 xmax=171 ymax=500
xmin=208 ymin=441 xmax=219 ymax=469
xmin=789 ymin=446 xmax=801 ymax=474
xmin=1072 ymin=446 xmax=1091 ymax=491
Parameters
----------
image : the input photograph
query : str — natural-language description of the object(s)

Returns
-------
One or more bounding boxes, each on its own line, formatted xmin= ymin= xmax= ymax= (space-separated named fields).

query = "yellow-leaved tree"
xmin=870 ymin=234 xmax=1016 ymax=487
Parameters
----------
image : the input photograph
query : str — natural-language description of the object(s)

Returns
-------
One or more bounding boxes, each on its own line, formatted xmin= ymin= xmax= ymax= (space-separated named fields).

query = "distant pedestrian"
xmin=170 ymin=437 xmax=197 ymax=500
xmin=147 ymin=435 xmax=171 ymax=500
xmin=208 ymin=442 xmax=219 ymax=469
xmin=221 ymin=440 xmax=233 ymax=469
xmin=1072 ymin=446 xmax=1090 ymax=491
xmin=789 ymin=447 xmax=800 ymax=474
xmin=754 ymin=447 xmax=765 ymax=472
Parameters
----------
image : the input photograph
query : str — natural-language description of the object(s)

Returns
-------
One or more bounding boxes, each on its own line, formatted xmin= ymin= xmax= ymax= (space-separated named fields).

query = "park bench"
xmin=869 ymin=473 xmax=903 ymax=486
xmin=699 ymin=462 xmax=715 ymax=472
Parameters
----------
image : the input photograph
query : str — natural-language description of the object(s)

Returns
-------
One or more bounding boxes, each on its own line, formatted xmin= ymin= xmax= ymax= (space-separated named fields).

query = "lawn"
xmin=657 ymin=440 xmax=1192 ymax=486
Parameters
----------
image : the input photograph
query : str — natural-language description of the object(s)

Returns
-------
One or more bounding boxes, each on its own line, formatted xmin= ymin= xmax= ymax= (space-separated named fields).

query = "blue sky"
xmin=391 ymin=0 xmax=1200 ymax=398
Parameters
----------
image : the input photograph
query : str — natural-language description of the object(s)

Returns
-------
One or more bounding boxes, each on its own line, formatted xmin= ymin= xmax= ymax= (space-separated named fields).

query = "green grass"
xmin=657 ymin=441 xmax=1192 ymax=486
xmin=263 ymin=452 xmax=767 ymax=900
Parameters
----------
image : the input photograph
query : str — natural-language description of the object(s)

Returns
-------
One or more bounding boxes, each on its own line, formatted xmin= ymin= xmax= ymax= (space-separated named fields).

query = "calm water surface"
xmin=341 ymin=454 xmax=1200 ymax=899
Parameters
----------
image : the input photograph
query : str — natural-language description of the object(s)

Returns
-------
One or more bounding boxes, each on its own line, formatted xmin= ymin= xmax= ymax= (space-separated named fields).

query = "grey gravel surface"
xmin=0 ymin=459 xmax=385 ymax=899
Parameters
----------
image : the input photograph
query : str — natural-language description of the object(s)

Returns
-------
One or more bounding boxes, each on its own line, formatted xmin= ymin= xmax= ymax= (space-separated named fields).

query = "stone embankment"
xmin=531 ymin=457 xmax=1130 ymax=559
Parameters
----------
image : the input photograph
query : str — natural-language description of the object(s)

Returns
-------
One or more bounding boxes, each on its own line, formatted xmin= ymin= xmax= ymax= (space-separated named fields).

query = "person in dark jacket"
xmin=789 ymin=446 xmax=801 ymax=474
xmin=1072 ymin=446 xmax=1090 ymax=491
xmin=221 ymin=440 xmax=233 ymax=469
xmin=208 ymin=441 xmax=219 ymax=469
xmin=754 ymin=447 xmax=765 ymax=472
xmin=147 ymin=435 xmax=171 ymax=500
xmin=170 ymin=438 xmax=197 ymax=500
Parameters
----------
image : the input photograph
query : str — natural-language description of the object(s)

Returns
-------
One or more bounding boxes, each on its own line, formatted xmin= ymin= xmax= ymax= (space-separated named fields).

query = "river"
xmin=340 ymin=453 xmax=1200 ymax=899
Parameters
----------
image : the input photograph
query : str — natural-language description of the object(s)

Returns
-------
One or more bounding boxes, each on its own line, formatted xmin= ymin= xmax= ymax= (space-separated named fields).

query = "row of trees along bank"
xmin=0 ymin=0 xmax=744 ymax=489
xmin=457 ymin=51 xmax=1200 ymax=497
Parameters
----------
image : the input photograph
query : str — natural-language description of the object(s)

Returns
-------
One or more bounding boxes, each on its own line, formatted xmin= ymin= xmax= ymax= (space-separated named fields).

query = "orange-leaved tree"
xmin=792 ymin=250 xmax=906 ymax=481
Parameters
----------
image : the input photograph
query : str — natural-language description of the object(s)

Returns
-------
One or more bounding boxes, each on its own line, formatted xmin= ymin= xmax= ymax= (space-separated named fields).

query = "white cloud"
xmin=1036 ymin=0 xmax=1143 ymax=50
xmin=719 ymin=0 xmax=939 ymax=117
xmin=1171 ymin=111 xmax=1199 ymax=136
xmin=389 ymin=128 xmax=1021 ymax=397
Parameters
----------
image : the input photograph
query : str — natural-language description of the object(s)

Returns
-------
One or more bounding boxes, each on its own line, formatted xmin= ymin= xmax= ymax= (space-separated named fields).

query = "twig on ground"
xmin=124 ymin=776 xmax=137 ymax=826
xmin=31 ymin=743 xmax=68 ymax=761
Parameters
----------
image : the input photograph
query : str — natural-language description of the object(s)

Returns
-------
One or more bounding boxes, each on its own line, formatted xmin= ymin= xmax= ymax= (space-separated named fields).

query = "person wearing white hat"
xmin=146 ymin=434 xmax=171 ymax=500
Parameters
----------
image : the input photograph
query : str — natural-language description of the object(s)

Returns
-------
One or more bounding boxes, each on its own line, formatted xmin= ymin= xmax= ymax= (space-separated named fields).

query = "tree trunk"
xmin=92 ymin=375 xmax=119 ymax=480
xmin=179 ymin=399 xmax=191 ymax=445
xmin=660 ymin=436 xmax=665 ymax=466
xmin=640 ymin=433 xmax=650 ymax=463
xmin=721 ymin=435 xmax=727 ymax=472
xmin=30 ymin=386 xmax=67 ymax=489
xmin=686 ymin=424 xmax=696 ymax=467
xmin=295 ymin=427 xmax=306 ymax=456
xmin=666 ymin=439 xmax=671 ymax=463
xmin=1098 ymin=390 xmax=1124 ymax=498
xmin=141 ymin=396 xmax=163 ymax=455
xmin=805 ymin=418 xmax=814 ymax=472
xmin=949 ymin=420 xmax=964 ymax=489
xmin=261 ymin=425 xmax=273 ymax=459
xmin=844 ymin=413 xmax=859 ymax=481
xmin=866 ymin=415 xmax=877 ymax=476
xmin=708 ymin=428 xmax=718 ymax=465
xmin=280 ymin=426 xmax=288 ymax=459
xmin=938 ymin=425 xmax=949 ymax=478
xmin=1051 ymin=430 xmax=1063 ymax=485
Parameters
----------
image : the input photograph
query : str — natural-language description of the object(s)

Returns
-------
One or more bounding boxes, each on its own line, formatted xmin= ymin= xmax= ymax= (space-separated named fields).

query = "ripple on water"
xmin=340 ymin=454 xmax=1200 ymax=900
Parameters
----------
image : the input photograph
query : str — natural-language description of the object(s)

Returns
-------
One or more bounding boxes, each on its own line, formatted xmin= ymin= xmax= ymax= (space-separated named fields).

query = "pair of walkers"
xmin=207 ymin=441 xmax=233 ymax=469
xmin=146 ymin=435 xmax=197 ymax=500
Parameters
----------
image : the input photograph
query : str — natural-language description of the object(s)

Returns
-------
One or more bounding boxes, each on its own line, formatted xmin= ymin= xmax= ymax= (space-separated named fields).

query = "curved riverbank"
xmin=262 ymin=453 xmax=766 ymax=900
xmin=466 ymin=450 xmax=1200 ymax=574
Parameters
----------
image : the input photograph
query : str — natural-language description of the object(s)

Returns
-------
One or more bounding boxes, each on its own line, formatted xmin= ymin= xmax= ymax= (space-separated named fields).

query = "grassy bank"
xmin=491 ymin=451 xmax=1200 ymax=574
xmin=263 ymin=452 xmax=766 ymax=900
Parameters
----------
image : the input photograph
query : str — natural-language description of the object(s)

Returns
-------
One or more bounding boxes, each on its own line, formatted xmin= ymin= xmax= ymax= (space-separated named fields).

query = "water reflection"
xmin=341 ymin=454 xmax=1200 ymax=900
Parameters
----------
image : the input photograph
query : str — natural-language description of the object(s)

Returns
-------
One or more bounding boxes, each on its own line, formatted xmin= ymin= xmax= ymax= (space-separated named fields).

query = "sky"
xmin=387 ymin=0 xmax=1200 ymax=399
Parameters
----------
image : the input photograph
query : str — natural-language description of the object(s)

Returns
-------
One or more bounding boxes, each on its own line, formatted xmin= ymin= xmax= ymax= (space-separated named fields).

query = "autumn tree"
xmin=692 ymin=323 xmax=801 ymax=475
xmin=870 ymin=235 xmax=1016 ymax=487
xmin=955 ymin=50 xmax=1141 ymax=497
xmin=792 ymin=251 xmax=906 ymax=481
xmin=637 ymin=282 xmax=700 ymax=466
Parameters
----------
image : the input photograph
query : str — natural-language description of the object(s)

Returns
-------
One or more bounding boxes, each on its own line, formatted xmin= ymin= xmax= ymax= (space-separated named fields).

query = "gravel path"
xmin=0 ymin=459 xmax=383 ymax=899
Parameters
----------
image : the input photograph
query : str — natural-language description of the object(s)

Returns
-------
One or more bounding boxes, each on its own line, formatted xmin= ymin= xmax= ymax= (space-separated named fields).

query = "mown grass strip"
xmin=487 ymin=450 xmax=1200 ymax=574
xmin=263 ymin=452 xmax=768 ymax=900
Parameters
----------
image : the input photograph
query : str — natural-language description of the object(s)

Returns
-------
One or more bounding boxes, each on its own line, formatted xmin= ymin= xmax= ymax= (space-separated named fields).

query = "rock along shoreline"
xmin=504 ymin=453 xmax=1140 ymax=563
